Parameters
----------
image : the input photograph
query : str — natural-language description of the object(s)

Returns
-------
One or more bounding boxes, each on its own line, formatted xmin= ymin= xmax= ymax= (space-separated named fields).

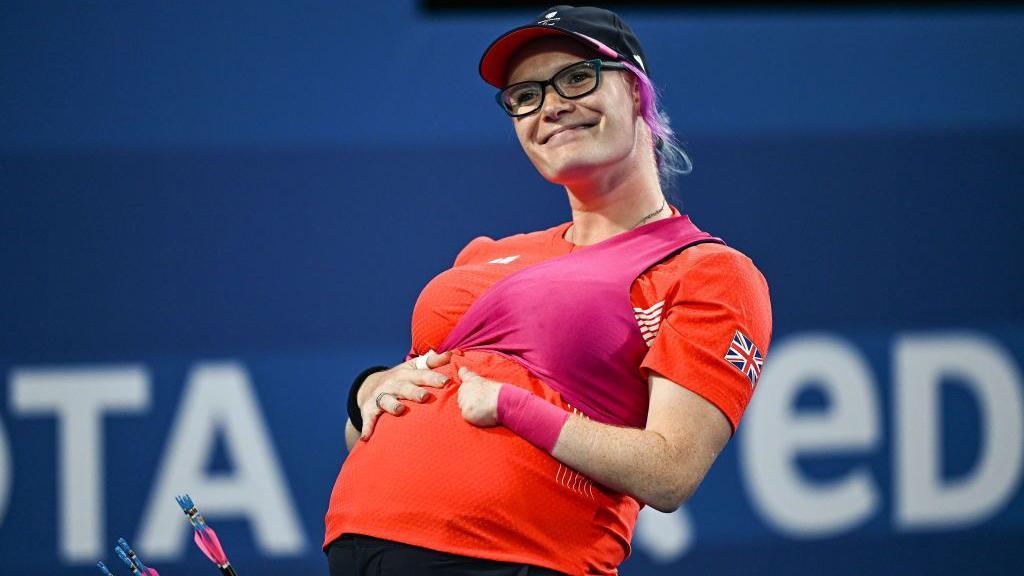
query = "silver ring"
xmin=375 ymin=391 xmax=393 ymax=410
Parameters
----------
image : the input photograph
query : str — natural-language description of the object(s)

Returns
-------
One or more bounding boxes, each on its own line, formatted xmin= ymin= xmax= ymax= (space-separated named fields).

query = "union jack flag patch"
xmin=725 ymin=329 xmax=764 ymax=388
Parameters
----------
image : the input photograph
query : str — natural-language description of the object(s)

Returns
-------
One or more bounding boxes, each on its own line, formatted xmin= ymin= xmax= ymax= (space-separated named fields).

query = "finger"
xmin=376 ymin=373 xmax=436 ymax=396
xmin=377 ymin=393 xmax=407 ymax=416
xmin=396 ymin=351 xmax=448 ymax=374
xmin=425 ymin=350 xmax=453 ymax=368
xmin=393 ymin=370 xmax=449 ymax=388
xmin=421 ymin=371 xmax=451 ymax=388
xmin=393 ymin=381 xmax=431 ymax=402
xmin=361 ymin=407 xmax=380 ymax=440
xmin=397 ymin=351 xmax=430 ymax=370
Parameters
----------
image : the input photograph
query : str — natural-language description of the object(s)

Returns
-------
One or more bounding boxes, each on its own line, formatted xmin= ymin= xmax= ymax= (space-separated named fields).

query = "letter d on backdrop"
xmin=895 ymin=333 xmax=1024 ymax=529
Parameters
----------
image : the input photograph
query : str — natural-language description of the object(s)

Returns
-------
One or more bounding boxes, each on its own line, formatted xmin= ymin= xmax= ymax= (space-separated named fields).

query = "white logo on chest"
xmin=487 ymin=255 xmax=521 ymax=264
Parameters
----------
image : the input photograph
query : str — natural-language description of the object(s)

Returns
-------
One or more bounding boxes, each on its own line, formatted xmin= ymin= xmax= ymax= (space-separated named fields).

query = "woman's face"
xmin=505 ymin=37 xmax=643 ymax=186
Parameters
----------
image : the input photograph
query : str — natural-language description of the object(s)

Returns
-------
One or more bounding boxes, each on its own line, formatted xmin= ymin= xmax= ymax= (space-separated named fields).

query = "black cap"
xmin=479 ymin=5 xmax=650 ymax=89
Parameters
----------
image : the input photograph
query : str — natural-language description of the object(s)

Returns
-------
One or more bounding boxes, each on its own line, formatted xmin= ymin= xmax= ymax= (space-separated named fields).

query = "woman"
xmin=325 ymin=6 xmax=771 ymax=575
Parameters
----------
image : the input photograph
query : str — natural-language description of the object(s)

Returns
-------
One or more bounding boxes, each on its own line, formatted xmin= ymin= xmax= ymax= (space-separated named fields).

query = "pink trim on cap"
xmin=569 ymin=31 xmax=619 ymax=59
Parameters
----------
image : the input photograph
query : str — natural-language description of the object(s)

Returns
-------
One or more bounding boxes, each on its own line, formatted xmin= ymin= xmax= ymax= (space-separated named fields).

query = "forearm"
xmin=550 ymin=416 xmax=701 ymax=512
xmin=460 ymin=368 xmax=730 ymax=512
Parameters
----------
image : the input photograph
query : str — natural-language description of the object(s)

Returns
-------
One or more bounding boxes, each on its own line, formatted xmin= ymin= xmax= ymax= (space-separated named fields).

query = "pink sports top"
xmin=438 ymin=215 xmax=723 ymax=427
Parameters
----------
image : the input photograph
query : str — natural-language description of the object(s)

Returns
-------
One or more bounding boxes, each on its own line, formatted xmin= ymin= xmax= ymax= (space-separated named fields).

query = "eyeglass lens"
xmin=501 ymin=61 xmax=600 ymax=116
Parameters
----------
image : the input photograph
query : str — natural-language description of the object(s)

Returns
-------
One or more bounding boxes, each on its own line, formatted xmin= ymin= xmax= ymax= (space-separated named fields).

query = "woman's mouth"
xmin=544 ymin=123 xmax=596 ymax=145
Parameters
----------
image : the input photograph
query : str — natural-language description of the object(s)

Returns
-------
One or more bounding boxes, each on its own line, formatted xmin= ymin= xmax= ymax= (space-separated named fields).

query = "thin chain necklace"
xmin=568 ymin=197 xmax=667 ymax=245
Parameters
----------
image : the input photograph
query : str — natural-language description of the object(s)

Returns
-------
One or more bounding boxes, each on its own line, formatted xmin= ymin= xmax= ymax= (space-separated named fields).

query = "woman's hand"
xmin=457 ymin=367 xmax=502 ymax=427
xmin=357 ymin=350 xmax=453 ymax=440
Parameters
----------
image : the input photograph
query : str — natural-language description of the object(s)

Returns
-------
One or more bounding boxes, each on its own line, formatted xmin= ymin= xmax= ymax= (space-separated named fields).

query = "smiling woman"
xmin=323 ymin=5 xmax=772 ymax=576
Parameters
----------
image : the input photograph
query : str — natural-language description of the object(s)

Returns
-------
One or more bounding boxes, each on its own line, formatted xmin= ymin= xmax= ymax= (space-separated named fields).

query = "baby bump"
xmin=330 ymin=351 xmax=618 ymax=554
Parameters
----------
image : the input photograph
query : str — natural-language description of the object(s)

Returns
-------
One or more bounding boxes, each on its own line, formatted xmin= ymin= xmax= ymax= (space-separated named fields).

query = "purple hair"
xmin=617 ymin=59 xmax=692 ymax=188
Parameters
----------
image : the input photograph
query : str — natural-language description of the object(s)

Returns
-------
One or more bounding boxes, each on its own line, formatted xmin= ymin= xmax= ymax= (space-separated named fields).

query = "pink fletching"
xmin=143 ymin=569 xmax=160 ymax=576
xmin=192 ymin=527 xmax=229 ymax=566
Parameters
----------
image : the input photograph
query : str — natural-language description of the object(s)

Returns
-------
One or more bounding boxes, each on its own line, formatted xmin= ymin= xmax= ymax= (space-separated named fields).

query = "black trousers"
xmin=327 ymin=534 xmax=567 ymax=576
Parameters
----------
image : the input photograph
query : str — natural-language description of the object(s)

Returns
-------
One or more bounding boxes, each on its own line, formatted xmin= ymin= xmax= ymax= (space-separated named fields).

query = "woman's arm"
xmin=552 ymin=371 xmax=731 ymax=512
xmin=457 ymin=367 xmax=732 ymax=512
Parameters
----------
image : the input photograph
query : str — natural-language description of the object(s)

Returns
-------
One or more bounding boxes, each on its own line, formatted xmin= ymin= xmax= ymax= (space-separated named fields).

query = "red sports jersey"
xmin=324 ymin=206 xmax=772 ymax=574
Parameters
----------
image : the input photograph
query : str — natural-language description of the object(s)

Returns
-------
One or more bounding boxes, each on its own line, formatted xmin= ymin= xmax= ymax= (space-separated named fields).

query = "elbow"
xmin=645 ymin=478 xmax=699 ymax=513
xmin=646 ymin=490 xmax=688 ymax=514
xmin=647 ymin=499 xmax=681 ymax=514
xmin=638 ymin=431 xmax=718 ymax=512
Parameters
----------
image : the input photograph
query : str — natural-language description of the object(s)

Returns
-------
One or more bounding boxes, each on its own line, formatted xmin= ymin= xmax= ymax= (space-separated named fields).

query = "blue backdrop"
xmin=1 ymin=2 xmax=1023 ymax=575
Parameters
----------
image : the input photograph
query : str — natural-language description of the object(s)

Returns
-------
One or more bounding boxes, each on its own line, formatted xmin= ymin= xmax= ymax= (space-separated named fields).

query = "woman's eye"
xmin=514 ymin=91 xmax=539 ymax=105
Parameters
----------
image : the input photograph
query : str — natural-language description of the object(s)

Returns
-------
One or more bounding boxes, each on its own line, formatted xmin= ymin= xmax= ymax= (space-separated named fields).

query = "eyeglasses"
xmin=496 ymin=59 xmax=629 ymax=118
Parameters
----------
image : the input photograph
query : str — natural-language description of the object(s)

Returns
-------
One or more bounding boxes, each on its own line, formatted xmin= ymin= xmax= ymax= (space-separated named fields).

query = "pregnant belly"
xmin=323 ymin=350 xmax=636 ymax=573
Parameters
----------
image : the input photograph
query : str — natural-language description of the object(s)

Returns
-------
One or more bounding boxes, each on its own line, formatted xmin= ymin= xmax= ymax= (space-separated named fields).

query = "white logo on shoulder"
xmin=634 ymin=300 xmax=665 ymax=346
xmin=488 ymin=255 xmax=521 ymax=265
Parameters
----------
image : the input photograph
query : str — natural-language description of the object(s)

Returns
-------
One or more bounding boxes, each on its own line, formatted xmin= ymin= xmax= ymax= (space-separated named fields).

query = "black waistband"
xmin=327 ymin=534 xmax=568 ymax=576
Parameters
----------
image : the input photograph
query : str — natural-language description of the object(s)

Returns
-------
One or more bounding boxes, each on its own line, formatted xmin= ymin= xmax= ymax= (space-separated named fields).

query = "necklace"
xmin=567 ymin=198 xmax=667 ymax=245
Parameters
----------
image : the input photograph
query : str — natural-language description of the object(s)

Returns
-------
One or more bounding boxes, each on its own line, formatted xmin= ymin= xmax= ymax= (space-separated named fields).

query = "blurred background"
xmin=1 ymin=1 xmax=1022 ymax=574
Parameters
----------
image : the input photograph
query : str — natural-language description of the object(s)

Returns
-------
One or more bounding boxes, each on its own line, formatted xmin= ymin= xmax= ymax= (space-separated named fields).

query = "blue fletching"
xmin=117 ymin=538 xmax=147 ymax=570
xmin=176 ymin=493 xmax=211 ymax=534
xmin=114 ymin=546 xmax=135 ymax=569
xmin=175 ymin=493 xmax=195 ymax=512
xmin=97 ymin=561 xmax=114 ymax=575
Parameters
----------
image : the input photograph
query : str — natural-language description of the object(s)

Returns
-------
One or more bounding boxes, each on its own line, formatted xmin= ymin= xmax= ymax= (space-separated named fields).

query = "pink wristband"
xmin=496 ymin=385 xmax=570 ymax=453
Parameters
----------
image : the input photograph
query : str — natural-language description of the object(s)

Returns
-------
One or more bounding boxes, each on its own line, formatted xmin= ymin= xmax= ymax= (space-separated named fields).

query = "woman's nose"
xmin=541 ymin=84 xmax=574 ymax=120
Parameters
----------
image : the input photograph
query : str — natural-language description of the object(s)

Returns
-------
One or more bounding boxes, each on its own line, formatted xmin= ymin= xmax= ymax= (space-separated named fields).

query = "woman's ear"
xmin=631 ymin=75 xmax=641 ymax=110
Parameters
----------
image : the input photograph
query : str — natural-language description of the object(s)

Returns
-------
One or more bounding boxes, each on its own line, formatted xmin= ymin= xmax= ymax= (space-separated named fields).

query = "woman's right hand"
xmin=357 ymin=350 xmax=454 ymax=440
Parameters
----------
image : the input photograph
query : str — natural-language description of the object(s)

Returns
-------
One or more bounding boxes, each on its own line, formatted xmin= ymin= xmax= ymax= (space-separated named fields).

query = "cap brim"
xmin=478 ymin=25 xmax=617 ymax=88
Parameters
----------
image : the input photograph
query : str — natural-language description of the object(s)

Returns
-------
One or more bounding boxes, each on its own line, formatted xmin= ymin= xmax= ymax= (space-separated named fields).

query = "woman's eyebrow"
xmin=508 ymin=61 xmax=576 ymax=85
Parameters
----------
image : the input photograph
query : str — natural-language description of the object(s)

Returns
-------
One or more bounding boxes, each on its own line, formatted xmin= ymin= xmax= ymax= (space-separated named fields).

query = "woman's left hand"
xmin=457 ymin=367 xmax=502 ymax=427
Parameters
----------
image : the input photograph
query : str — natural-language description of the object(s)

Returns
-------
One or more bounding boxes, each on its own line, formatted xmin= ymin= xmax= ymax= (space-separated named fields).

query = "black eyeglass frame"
xmin=495 ymin=58 xmax=630 ymax=118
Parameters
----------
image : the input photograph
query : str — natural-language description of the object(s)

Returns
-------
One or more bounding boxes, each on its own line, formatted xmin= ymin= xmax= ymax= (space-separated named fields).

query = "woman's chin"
xmin=544 ymin=160 xmax=610 ymax=186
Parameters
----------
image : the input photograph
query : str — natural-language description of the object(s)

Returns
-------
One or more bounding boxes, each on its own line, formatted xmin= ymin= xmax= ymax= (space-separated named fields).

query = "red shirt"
xmin=324 ymin=207 xmax=772 ymax=574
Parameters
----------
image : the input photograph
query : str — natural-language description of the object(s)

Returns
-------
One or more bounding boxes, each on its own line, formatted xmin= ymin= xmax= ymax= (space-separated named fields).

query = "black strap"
xmin=347 ymin=365 xmax=390 ymax=432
